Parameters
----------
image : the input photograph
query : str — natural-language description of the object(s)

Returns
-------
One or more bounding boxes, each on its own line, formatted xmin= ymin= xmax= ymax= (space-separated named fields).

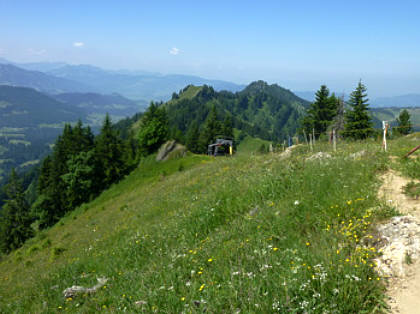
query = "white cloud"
xmin=28 ymin=48 xmax=46 ymax=55
xmin=73 ymin=42 xmax=84 ymax=47
xmin=0 ymin=48 xmax=4 ymax=55
xmin=169 ymin=47 xmax=180 ymax=55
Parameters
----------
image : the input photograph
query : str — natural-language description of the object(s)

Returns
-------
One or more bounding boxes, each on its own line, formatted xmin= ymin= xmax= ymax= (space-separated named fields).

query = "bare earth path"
xmin=379 ymin=170 xmax=420 ymax=313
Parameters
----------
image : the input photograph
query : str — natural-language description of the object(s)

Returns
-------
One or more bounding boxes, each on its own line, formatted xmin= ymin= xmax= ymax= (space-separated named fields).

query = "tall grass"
xmin=0 ymin=141 xmax=395 ymax=312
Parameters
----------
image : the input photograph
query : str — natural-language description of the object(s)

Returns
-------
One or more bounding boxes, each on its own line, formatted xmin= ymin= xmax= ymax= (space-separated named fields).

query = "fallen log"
xmin=404 ymin=144 xmax=420 ymax=158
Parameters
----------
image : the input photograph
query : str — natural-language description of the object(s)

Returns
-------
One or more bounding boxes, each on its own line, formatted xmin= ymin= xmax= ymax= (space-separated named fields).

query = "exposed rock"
xmin=248 ymin=206 xmax=259 ymax=216
xmin=62 ymin=277 xmax=108 ymax=298
xmin=374 ymin=216 xmax=420 ymax=278
xmin=277 ymin=144 xmax=301 ymax=160
xmin=156 ymin=140 xmax=187 ymax=161
xmin=135 ymin=300 xmax=147 ymax=307
xmin=349 ymin=150 xmax=366 ymax=160
xmin=305 ymin=152 xmax=331 ymax=161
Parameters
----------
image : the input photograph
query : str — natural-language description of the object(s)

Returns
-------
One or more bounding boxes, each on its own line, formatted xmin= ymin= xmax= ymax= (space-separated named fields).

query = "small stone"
xmin=135 ymin=300 xmax=147 ymax=307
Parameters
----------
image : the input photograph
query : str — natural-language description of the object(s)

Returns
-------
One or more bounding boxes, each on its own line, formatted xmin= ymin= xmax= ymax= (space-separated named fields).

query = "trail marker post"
xmin=382 ymin=121 xmax=389 ymax=152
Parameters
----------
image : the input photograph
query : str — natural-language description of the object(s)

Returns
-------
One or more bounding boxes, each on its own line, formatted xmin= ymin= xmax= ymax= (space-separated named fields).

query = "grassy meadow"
xmin=1 ymin=135 xmax=419 ymax=312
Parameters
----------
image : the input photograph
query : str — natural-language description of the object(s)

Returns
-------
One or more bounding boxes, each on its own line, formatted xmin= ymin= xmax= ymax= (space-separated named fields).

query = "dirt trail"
xmin=378 ymin=170 xmax=420 ymax=313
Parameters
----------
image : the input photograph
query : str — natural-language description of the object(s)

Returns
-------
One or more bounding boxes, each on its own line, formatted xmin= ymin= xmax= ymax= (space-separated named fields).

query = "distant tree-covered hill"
xmin=165 ymin=80 xmax=309 ymax=142
xmin=52 ymin=92 xmax=147 ymax=116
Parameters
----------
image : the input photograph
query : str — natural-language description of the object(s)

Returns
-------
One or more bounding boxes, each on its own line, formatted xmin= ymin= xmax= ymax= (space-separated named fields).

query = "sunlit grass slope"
xmin=0 ymin=139 xmax=408 ymax=313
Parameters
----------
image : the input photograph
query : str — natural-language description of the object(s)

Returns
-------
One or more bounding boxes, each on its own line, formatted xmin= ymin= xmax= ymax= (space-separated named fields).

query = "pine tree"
xmin=137 ymin=102 xmax=169 ymax=156
xmin=94 ymin=114 xmax=125 ymax=190
xmin=185 ymin=120 xmax=200 ymax=153
xmin=61 ymin=151 xmax=95 ymax=209
xmin=198 ymin=106 xmax=222 ymax=153
xmin=0 ymin=169 xmax=33 ymax=253
xmin=302 ymin=85 xmax=338 ymax=137
xmin=343 ymin=81 xmax=374 ymax=140
xmin=396 ymin=109 xmax=412 ymax=135
xmin=222 ymin=114 xmax=234 ymax=138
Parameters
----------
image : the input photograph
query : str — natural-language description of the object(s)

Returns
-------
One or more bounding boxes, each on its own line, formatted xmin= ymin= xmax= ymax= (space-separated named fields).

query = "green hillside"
xmin=370 ymin=107 xmax=420 ymax=131
xmin=1 ymin=135 xmax=418 ymax=312
xmin=166 ymin=81 xmax=309 ymax=143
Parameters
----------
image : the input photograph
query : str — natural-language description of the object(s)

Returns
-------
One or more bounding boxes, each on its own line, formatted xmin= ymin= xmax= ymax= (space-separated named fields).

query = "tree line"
xmin=302 ymin=80 xmax=412 ymax=140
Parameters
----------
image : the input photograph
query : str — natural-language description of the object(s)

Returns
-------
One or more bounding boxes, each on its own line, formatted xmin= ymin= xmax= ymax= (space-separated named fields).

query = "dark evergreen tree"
xmin=185 ymin=120 xmax=200 ymax=153
xmin=138 ymin=102 xmax=169 ymax=156
xmin=222 ymin=114 xmax=234 ymax=138
xmin=94 ymin=114 xmax=125 ymax=190
xmin=343 ymin=81 xmax=374 ymax=139
xmin=0 ymin=169 xmax=33 ymax=253
xmin=61 ymin=151 xmax=95 ymax=209
xmin=198 ymin=105 xmax=222 ymax=153
xmin=302 ymin=85 xmax=338 ymax=137
xmin=396 ymin=109 xmax=412 ymax=135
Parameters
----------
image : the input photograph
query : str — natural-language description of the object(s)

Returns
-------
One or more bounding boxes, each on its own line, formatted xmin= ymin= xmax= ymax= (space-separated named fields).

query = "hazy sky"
xmin=1 ymin=0 xmax=420 ymax=97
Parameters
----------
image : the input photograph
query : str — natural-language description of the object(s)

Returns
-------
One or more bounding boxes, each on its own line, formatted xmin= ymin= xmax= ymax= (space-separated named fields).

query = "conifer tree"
xmin=94 ymin=114 xmax=125 ymax=190
xmin=185 ymin=120 xmax=200 ymax=153
xmin=61 ymin=150 xmax=95 ymax=208
xmin=198 ymin=106 xmax=222 ymax=153
xmin=222 ymin=114 xmax=234 ymax=138
xmin=137 ymin=102 xmax=169 ymax=156
xmin=302 ymin=85 xmax=338 ymax=137
xmin=0 ymin=169 xmax=33 ymax=253
xmin=396 ymin=109 xmax=412 ymax=135
xmin=343 ymin=81 xmax=374 ymax=139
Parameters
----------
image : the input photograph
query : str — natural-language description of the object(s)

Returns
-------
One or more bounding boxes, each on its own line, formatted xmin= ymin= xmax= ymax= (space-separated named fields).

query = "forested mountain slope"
xmin=166 ymin=80 xmax=309 ymax=142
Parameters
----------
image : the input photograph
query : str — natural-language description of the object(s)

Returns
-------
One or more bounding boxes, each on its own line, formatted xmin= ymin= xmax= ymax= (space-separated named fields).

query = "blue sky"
xmin=1 ymin=0 xmax=420 ymax=96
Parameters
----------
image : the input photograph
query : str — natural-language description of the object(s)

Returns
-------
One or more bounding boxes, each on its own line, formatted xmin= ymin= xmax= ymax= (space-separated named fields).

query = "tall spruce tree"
xmin=302 ymin=85 xmax=338 ymax=137
xmin=0 ymin=169 xmax=33 ymax=253
xmin=343 ymin=81 xmax=374 ymax=139
xmin=94 ymin=114 xmax=125 ymax=190
xmin=396 ymin=109 xmax=412 ymax=135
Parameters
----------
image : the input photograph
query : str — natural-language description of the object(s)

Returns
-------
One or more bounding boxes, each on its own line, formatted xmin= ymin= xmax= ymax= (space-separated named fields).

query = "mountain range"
xmin=0 ymin=58 xmax=244 ymax=101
